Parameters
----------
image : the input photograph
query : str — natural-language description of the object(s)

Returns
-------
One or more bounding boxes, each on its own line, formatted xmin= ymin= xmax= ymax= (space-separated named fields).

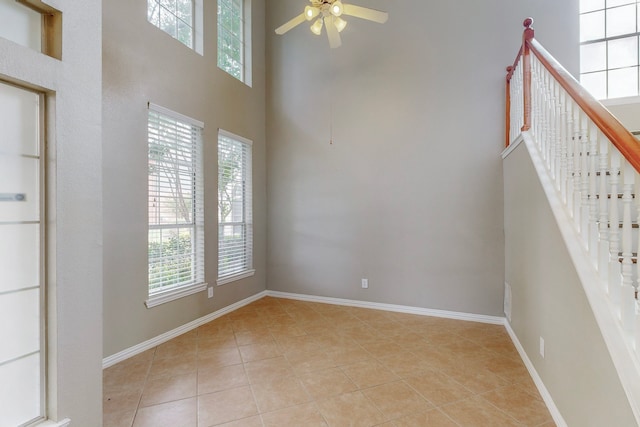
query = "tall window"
xmin=147 ymin=104 xmax=205 ymax=307
xmin=0 ymin=82 xmax=44 ymax=426
xmin=218 ymin=0 xmax=251 ymax=84
xmin=147 ymin=0 xmax=195 ymax=49
xmin=218 ymin=130 xmax=253 ymax=284
xmin=580 ymin=0 xmax=640 ymax=99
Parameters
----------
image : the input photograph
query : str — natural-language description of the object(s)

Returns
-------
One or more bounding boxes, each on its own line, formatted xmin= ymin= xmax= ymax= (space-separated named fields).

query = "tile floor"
xmin=103 ymin=297 xmax=555 ymax=427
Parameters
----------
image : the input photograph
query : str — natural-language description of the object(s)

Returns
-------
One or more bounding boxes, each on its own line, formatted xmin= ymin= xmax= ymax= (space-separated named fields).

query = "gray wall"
xmin=503 ymin=141 xmax=636 ymax=426
xmin=0 ymin=0 xmax=103 ymax=424
xmin=265 ymin=0 xmax=579 ymax=315
xmin=102 ymin=0 xmax=267 ymax=357
xmin=607 ymin=102 xmax=640 ymax=132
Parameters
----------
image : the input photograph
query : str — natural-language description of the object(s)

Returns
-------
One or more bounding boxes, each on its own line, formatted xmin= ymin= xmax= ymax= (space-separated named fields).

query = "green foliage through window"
xmin=218 ymin=0 xmax=244 ymax=81
xmin=148 ymin=0 xmax=194 ymax=49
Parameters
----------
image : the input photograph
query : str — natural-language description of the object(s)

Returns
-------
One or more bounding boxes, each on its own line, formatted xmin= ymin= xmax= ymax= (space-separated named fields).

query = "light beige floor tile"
xmin=393 ymin=408 xmax=460 ymax=427
xmin=239 ymin=341 xmax=282 ymax=362
xmin=198 ymin=363 xmax=249 ymax=395
xmin=217 ymin=415 xmax=264 ymax=427
xmin=441 ymin=364 xmax=510 ymax=394
xmin=340 ymin=359 xmax=399 ymax=388
xmin=139 ymin=372 xmax=197 ymax=407
xmin=480 ymin=385 xmax=553 ymax=426
xmin=317 ymin=391 xmax=387 ymax=427
xmin=262 ymin=402 xmax=328 ymax=427
xmin=251 ymin=375 xmax=312 ymax=413
xmin=132 ymin=397 xmax=197 ymax=427
xmin=103 ymin=409 xmax=136 ymax=427
xmin=404 ymin=371 xmax=473 ymax=407
xmin=154 ymin=331 xmax=198 ymax=360
xmin=198 ymin=386 xmax=258 ymax=426
xmin=103 ymin=298 xmax=552 ymax=427
xmin=359 ymin=340 xmax=405 ymax=359
xmin=244 ymin=356 xmax=294 ymax=384
xmin=299 ymin=367 xmax=358 ymax=400
xmin=148 ymin=354 xmax=197 ymax=379
xmin=235 ymin=328 xmax=274 ymax=346
xmin=440 ymin=395 xmax=523 ymax=427
xmin=104 ymin=387 xmax=143 ymax=415
xmin=326 ymin=347 xmax=372 ymax=367
xmin=376 ymin=351 xmax=432 ymax=378
xmin=362 ymin=380 xmax=433 ymax=420
xmin=104 ymin=361 xmax=150 ymax=394
xmin=198 ymin=334 xmax=239 ymax=352
xmin=287 ymin=350 xmax=338 ymax=375
xmin=198 ymin=346 xmax=243 ymax=369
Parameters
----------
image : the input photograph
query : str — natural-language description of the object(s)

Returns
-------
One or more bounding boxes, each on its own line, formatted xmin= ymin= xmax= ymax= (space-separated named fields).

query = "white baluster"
xmin=546 ymin=73 xmax=554 ymax=169
xmin=599 ymin=135 xmax=610 ymax=284
xmin=635 ymin=301 xmax=640 ymax=354
xmin=559 ymin=91 xmax=569 ymax=204
xmin=572 ymin=104 xmax=582 ymax=224
xmin=588 ymin=123 xmax=599 ymax=264
xmin=566 ymin=101 xmax=575 ymax=216
xmin=610 ymin=150 xmax=622 ymax=306
xmin=621 ymin=161 xmax=636 ymax=333
xmin=580 ymin=113 xmax=590 ymax=242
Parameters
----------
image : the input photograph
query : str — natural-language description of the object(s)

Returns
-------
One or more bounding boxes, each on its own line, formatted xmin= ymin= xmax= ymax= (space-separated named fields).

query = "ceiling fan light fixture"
xmin=305 ymin=5 xmax=320 ymax=20
xmin=331 ymin=1 xmax=344 ymax=16
xmin=334 ymin=16 xmax=347 ymax=32
xmin=310 ymin=17 xmax=324 ymax=35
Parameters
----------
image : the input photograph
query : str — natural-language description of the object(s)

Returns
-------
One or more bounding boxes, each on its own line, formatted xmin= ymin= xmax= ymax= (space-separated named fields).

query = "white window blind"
xmin=148 ymin=104 xmax=205 ymax=304
xmin=218 ymin=130 xmax=253 ymax=283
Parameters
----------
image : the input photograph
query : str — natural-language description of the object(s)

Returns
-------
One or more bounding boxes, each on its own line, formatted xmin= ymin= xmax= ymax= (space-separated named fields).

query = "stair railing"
xmin=506 ymin=17 xmax=640 ymax=418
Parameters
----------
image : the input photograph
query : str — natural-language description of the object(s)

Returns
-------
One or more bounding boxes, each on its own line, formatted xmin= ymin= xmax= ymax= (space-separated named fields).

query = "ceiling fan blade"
xmin=325 ymin=16 xmax=342 ymax=48
xmin=342 ymin=4 xmax=388 ymax=23
xmin=275 ymin=13 xmax=306 ymax=35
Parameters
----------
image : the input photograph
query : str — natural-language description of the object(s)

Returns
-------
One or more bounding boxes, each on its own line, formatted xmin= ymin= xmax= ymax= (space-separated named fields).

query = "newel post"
xmin=521 ymin=17 xmax=534 ymax=132
xmin=505 ymin=66 xmax=513 ymax=147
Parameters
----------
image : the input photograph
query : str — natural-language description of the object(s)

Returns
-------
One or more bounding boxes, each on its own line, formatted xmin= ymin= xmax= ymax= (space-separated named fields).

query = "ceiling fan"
xmin=275 ymin=0 xmax=389 ymax=49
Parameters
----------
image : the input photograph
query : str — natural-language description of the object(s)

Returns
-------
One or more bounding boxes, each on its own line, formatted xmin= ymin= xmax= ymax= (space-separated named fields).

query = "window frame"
xmin=145 ymin=103 xmax=206 ymax=308
xmin=217 ymin=0 xmax=252 ymax=86
xmin=217 ymin=129 xmax=254 ymax=285
xmin=579 ymin=0 xmax=640 ymax=100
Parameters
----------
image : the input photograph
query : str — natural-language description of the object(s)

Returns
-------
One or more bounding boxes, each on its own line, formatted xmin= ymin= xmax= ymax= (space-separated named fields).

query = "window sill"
xmin=145 ymin=283 xmax=208 ymax=308
xmin=217 ymin=270 xmax=255 ymax=286
xmin=601 ymin=95 xmax=640 ymax=106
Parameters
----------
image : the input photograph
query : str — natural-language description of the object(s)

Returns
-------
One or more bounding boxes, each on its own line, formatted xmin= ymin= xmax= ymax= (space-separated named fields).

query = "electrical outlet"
xmin=361 ymin=278 xmax=369 ymax=289
xmin=207 ymin=287 xmax=214 ymax=298
xmin=539 ymin=336 xmax=545 ymax=358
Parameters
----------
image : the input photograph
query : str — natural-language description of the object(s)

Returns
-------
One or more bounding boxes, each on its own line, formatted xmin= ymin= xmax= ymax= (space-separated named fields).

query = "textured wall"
xmin=265 ymin=0 xmax=579 ymax=315
xmin=102 ymin=0 xmax=267 ymax=357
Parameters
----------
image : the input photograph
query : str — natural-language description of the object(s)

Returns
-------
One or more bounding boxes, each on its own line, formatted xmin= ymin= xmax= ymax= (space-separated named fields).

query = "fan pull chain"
xmin=329 ymin=49 xmax=334 ymax=145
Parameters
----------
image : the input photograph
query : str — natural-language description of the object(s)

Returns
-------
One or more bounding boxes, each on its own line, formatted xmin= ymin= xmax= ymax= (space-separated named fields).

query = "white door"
xmin=0 ymin=81 xmax=43 ymax=426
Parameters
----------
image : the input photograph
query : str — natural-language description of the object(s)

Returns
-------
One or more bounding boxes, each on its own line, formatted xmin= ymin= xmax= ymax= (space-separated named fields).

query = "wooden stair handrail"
xmin=505 ymin=18 xmax=640 ymax=174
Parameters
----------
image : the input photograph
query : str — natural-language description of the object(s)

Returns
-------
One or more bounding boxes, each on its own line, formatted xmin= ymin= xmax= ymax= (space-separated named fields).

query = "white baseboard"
xmin=504 ymin=321 xmax=567 ymax=427
xmin=102 ymin=290 xmax=268 ymax=368
xmin=38 ymin=419 xmax=71 ymax=427
xmin=265 ymin=290 xmax=505 ymax=325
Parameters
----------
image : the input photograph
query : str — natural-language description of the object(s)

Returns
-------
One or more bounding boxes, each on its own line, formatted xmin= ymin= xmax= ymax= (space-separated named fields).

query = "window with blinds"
xmin=147 ymin=104 xmax=205 ymax=306
xmin=217 ymin=130 xmax=254 ymax=284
